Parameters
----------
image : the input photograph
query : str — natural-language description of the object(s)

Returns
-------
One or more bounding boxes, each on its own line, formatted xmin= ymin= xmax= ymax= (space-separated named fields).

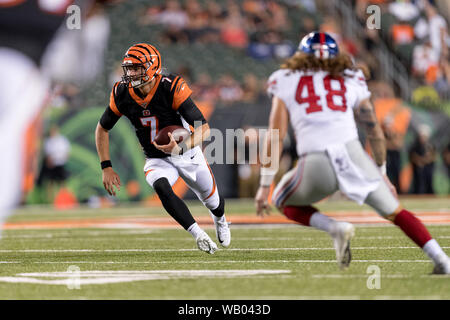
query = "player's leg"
xmin=346 ymin=140 xmax=450 ymax=274
xmin=0 ymin=48 xmax=49 ymax=237
xmin=144 ymin=158 xmax=217 ymax=254
xmin=272 ymin=152 xmax=355 ymax=269
xmin=174 ymin=147 xmax=230 ymax=247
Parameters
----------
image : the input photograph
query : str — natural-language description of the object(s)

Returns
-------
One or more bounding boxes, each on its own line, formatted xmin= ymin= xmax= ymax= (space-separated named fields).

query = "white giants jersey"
xmin=267 ymin=68 xmax=371 ymax=155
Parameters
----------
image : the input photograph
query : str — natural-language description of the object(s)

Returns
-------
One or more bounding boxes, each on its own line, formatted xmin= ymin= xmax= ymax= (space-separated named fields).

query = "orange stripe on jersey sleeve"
xmin=109 ymin=83 xmax=122 ymax=116
xmin=172 ymin=78 xmax=193 ymax=110
xmin=170 ymin=76 xmax=180 ymax=91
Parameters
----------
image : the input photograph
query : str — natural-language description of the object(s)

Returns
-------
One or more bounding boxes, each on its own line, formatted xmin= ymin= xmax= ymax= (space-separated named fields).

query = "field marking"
xmin=0 ymin=259 xmax=432 ymax=265
xmin=312 ymin=274 xmax=449 ymax=279
xmin=4 ymin=211 xmax=450 ymax=230
xmin=0 ymin=246 xmax=447 ymax=253
xmin=0 ymin=269 xmax=291 ymax=286
xmin=3 ymin=233 xmax=450 ymax=241
xmin=171 ymin=295 xmax=445 ymax=300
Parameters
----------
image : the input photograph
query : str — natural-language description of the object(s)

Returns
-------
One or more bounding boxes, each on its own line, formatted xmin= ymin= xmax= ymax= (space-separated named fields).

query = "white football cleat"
xmin=330 ymin=222 xmax=355 ymax=270
xmin=432 ymin=255 xmax=450 ymax=275
xmin=211 ymin=213 xmax=231 ymax=247
xmin=196 ymin=232 xmax=218 ymax=254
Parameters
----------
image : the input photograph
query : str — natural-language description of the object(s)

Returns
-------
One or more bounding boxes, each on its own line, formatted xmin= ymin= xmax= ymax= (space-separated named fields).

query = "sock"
xmin=211 ymin=213 xmax=225 ymax=224
xmin=210 ymin=194 xmax=225 ymax=218
xmin=153 ymin=178 xmax=195 ymax=230
xmin=283 ymin=206 xmax=335 ymax=232
xmin=423 ymin=239 xmax=448 ymax=263
xmin=187 ymin=223 xmax=204 ymax=239
xmin=283 ymin=206 xmax=315 ymax=225
xmin=310 ymin=212 xmax=335 ymax=233
xmin=393 ymin=209 xmax=432 ymax=248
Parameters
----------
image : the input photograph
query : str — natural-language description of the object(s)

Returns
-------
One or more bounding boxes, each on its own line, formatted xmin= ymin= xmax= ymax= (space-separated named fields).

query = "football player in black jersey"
xmin=95 ymin=43 xmax=230 ymax=254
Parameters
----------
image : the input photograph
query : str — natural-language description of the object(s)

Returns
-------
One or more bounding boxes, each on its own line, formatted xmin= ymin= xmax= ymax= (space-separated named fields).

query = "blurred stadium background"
xmin=7 ymin=0 xmax=449 ymax=208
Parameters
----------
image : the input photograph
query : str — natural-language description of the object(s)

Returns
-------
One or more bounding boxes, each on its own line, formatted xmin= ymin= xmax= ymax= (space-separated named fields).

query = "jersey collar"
xmin=128 ymin=74 xmax=162 ymax=108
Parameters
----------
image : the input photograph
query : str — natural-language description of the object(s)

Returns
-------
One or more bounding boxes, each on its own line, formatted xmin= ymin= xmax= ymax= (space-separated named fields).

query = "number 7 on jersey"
xmin=140 ymin=116 xmax=158 ymax=142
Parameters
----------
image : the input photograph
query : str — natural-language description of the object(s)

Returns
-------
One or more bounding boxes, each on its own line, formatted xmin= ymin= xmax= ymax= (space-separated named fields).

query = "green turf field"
xmin=0 ymin=198 xmax=448 ymax=300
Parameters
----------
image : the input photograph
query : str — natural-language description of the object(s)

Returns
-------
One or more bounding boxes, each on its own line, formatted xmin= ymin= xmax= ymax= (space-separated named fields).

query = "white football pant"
xmin=144 ymin=146 xmax=220 ymax=210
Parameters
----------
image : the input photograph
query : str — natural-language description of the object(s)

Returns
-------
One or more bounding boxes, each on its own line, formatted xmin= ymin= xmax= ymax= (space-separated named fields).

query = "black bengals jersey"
xmin=99 ymin=74 xmax=206 ymax=159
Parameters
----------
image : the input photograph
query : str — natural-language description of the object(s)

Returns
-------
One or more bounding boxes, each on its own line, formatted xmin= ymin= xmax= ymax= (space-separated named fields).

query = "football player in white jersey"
xmin=255 ymin=32 xmax=450 ymax=274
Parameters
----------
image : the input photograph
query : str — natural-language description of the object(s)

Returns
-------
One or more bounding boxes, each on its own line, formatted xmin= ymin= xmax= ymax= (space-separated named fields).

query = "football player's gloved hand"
xmin=102 ymin=167 xmax=121 ymax=196
xmin=255 ymin=186 xmax=271 ymax=217
xmin=152 ymin=132 xmax=182 ymax=155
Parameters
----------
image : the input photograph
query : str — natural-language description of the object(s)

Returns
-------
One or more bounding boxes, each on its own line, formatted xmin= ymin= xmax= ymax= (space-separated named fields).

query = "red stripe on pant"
xmin=283 ymin=205 xmax=318 ymax=226
xmin=394 ymin=209 xmax=432 ymax=248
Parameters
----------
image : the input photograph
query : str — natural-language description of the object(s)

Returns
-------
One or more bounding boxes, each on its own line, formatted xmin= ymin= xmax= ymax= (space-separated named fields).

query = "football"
xmin=154 ymin=125 xmax=190 ymax=145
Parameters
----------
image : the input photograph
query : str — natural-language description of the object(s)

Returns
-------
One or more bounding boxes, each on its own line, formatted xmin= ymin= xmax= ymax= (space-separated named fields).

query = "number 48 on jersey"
xmin=295 ymin=75 xmax=347 ymax=114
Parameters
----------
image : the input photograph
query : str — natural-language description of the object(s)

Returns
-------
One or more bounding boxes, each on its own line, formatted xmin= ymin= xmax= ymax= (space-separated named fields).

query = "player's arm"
xmin=355 ymin=99 xmax=397 ymax=196
xmin=153 ymin=97 xmax=210 ymax=155
xmin=255 ymin=96 xmax=289 ymax=216
xmin=177 ymin=97 xmax=210 ymax=152
xmin=95 ymin=106 xmax=122 ymax=196
xmin=354 ymin=99 xmax=386 ymax=167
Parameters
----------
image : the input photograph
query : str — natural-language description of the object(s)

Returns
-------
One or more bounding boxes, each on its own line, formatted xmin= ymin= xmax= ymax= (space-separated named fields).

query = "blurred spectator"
xmin=241 ymin=73 xmax=262 ymax=103
xmin=242 ymin=0 xmax=269 ymax=33
xmin=434 ymin=59 xmax=450 ymax=99
xmin=141 ymin=0 xmax=188 ymax=28
xmin=412 ymin=85 xmax=441 ymax=108
xmin=37 ymin=125 xmax=71 ymax=201
xmin=42 ymin=1 xmax=110 ymax=87
xmin=374 ymin=97 xmax=411 ymax=193
xmin=237 ymin=127 xmax=260 ymax=198
xmin=221 ymin=15 xmax=248 ymax=47
xmin=409 ymin=124 xmax=436 ymax=194
xmin=369 ymin=81 xmax=396 ymax=101
xmin=297 ymin=0 xmax=317 ymax=13
xmin=266 ymin=1 xmax=290 ymax=32
xmin=248 ymin=30 xmax=295 ymax=60
xmin=217 ymin=74 xmax=244 ymax=104
xmin=388 ymin=0 xmax=420 ymax=22
xmin=184 ymin=0 xmax=218 ymax=43
xmin=157 ymin=0 xmax=189 ymax=29
xmin=161 ymin=24 xmax=189 ymax=44
xmin=412 ymin=38 xmax=439 ymax=78
xmin=391 ymin=22 xmax=415 ymax=45
xmin=191 ymin=73 xmax=219 ymax=103
xmin=415 ymin=1 xmax=449 ymax=59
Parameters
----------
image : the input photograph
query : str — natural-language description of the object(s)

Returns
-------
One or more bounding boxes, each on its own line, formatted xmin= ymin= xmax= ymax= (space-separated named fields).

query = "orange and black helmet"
xmin=121 ymin=43 xmax=162 ymax=88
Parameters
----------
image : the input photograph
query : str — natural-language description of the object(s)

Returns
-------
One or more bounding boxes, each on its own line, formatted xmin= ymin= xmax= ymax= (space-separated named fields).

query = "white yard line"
xmin=0 ymin=246 xmax=447 ymax=253
xmin=7 ymin=259 xmax=430 ymax=264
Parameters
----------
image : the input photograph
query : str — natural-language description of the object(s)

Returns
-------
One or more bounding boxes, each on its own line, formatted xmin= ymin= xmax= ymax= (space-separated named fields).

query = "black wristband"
xmin=101 ymin=160 xmax=112 ymax=170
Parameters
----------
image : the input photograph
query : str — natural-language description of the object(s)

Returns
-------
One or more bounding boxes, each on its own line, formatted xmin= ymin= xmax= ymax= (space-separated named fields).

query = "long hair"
xmin=281 ymin=51 xmax=368 ymax=78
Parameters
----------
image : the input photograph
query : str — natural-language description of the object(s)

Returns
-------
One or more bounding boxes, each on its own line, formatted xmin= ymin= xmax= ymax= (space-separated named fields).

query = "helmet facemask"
xmin=121 ymin=61 xmax=152 ymax=88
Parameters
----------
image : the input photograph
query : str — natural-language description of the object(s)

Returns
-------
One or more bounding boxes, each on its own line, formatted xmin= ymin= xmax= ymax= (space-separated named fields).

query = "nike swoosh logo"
xmin=191 ymin=155 xmax=195 ymax=159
